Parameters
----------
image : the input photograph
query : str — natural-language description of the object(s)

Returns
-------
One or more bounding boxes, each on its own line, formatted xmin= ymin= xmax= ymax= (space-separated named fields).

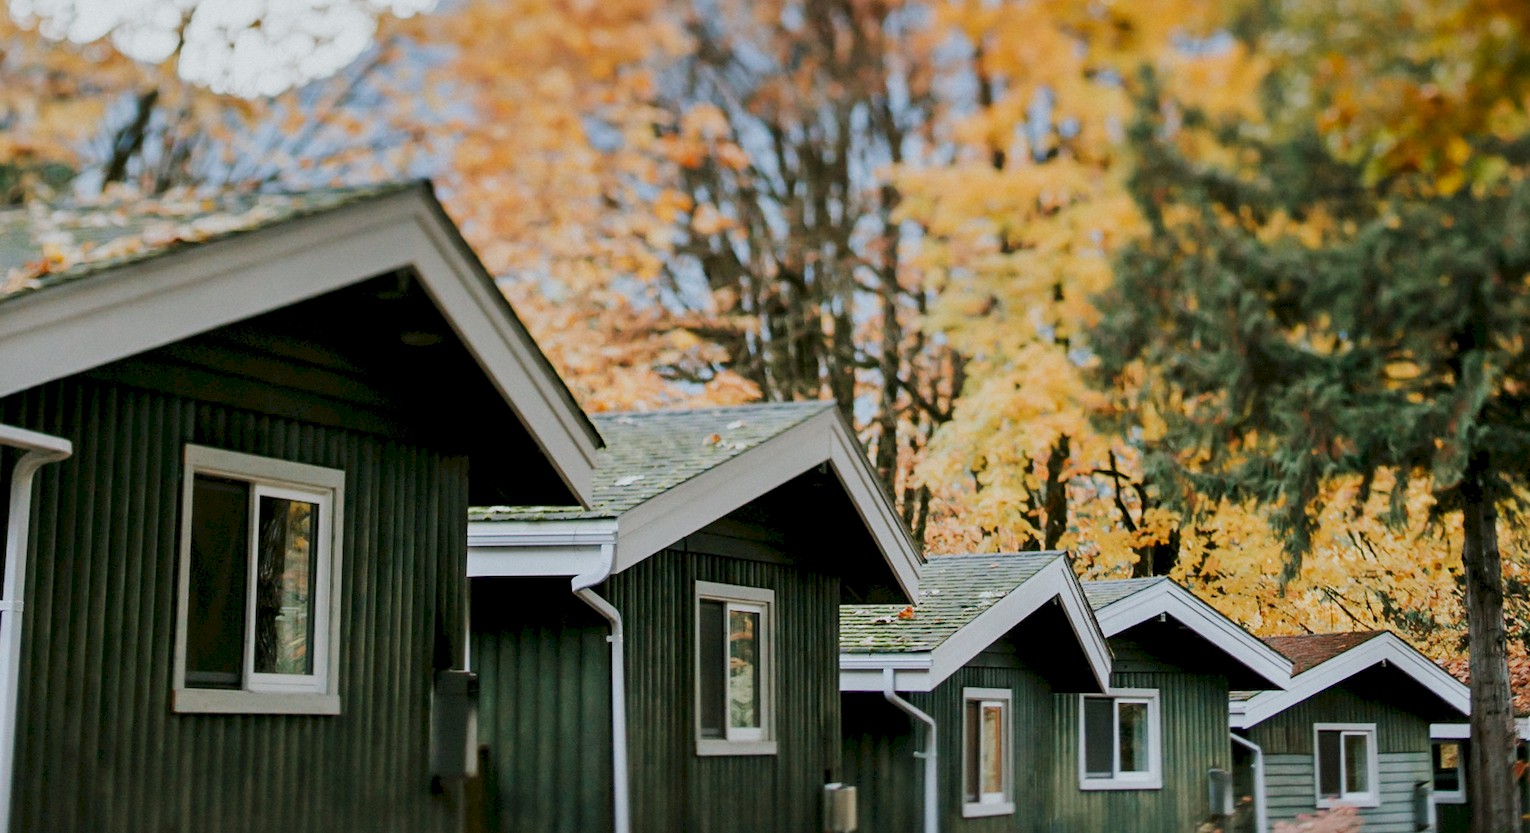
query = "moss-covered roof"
xmin=0 ymin=181 xmax=418 ymax=306
xmin=470 ymin=401 xmax=837 ymax=521
xmin=839 ymin=552 xmax=1063 ymax=654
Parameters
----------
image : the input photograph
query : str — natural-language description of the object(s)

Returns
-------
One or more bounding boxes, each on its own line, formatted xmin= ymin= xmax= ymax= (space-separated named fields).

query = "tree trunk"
xmin=1460 ymin=463 xmax=1522 ymax=833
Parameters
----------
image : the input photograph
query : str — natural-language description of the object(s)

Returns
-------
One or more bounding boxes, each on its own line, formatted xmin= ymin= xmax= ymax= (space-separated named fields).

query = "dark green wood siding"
xmin=1049 ymin=667 xmax=1233 ymax=832
xmin=2 ymin=376 xmax=468 ymax=833
xmin=841 ymin=656 xmax=1058 ymax=832
xmin=473 ymin=541 xmax=842 ymax=833
xmin=1245 ymin=684 xmax=1430 ymax=755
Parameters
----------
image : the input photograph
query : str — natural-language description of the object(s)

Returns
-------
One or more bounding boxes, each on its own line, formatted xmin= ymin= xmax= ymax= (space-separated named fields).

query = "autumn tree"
xmin=1098 ymin=42 xmax=1530 ymax=831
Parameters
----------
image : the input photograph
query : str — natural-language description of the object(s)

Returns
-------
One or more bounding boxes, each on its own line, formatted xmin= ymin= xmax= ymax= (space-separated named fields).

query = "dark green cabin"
xmin=0 ymin=184 xmax=600 ymax=833
xmin=466 ymin=403 xmax=922 ymax=833
xmin=838 ymin=552 xmax=1113 ymax=833
xmin=1232 ymin=632 xmax=1470 ymax=833
xmin=1058 ymin=578 xmax=1294 ymax=833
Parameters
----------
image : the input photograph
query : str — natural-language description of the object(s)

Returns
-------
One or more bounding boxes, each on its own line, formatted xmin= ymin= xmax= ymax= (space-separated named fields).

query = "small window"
xmin=1432 ymin=740 xmax=1466 ymax=804
xmin=173 ymin=446 xmax=344 ymax=715
xmin=1079 ymin=689 xmax=1163 ymax=790
xmin=1314 ymin=724 xmax=1379 ymax=808
xmin=695 ymin=581 xmax=775 ymax=756
xmin=962 ymin=687 xmax=1015 ymax=817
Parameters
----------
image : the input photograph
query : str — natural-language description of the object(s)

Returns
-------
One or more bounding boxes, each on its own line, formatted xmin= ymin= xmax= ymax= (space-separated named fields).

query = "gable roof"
xmin=0 ymin=181 xmax=601 ymax=504
xmin=1439 ymin=654 xmax=1530 ymax=717
xmin=1083 ymin=577 xmax=1293 ymax=690
xmin=468 ymin=402 xmax=922 ymax=600
xmin=838 ymin=552 xmax=1112 ymax=693
xmin=1264 ymin=631 xmax=1387 ymax=675
xmin=1231 ymin=630 xmax=1470 ymax=729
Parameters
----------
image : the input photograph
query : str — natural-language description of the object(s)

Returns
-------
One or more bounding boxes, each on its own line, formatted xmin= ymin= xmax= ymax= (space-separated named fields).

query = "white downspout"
xmin=572 ymin=543 xmax=629 ymax=833
xmin=0 ymin=425 xmax=71 ymax=833
xmin=1231 ymin=732 xmax=1268 ymax=833
xmin=882 ymin=667 xmax=938 ymax=833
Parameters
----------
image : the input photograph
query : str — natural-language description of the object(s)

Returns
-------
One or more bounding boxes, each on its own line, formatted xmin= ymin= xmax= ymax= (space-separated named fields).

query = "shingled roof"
xmin=1081 ymin=577 xmax=1167 ymax=611
xmin=0 ymin=182 xmax=415 ymax=305
xmin=471 ymin=401 xmax=838 ymax=521
xmin=1440 ymin=654 xmax=1530 ymax=716
xmin=840 ymin=552 xmax=1064 ymax=653
xmin=1263 ymin=631 xmax=1387 ymax=675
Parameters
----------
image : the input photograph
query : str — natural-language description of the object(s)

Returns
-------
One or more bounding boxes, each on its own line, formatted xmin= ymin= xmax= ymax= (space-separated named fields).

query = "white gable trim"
xmin=0 ymin=187 xmax=598 ymax=504
xmin=1231 ymin=632 xmax=1469 ymax=729
xmin=466 ymin=517 xmax=618 ymax=579
xmin=1093 ymin=581 xmax=1292 ymax=690
xmin=466 ymin=408 xmax=922 ymax=601
xmin=839 ymin=557 xmax=1113 ymax=693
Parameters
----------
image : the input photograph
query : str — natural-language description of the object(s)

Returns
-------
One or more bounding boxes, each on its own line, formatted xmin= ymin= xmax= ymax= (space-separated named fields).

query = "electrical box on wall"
xmin=823 ymin=783 xmax=857 ymax=832
xmin=430 ymin=670 xmax=479 ymax=785
xmin=1207 ymin=768 xmax=1234 ymax=817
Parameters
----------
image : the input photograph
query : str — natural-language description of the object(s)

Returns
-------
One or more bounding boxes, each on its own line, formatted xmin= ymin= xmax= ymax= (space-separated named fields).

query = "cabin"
xmin=1429 ymin=655 xmax=1530 ymax=833
xmin=1062 ymin=578 xmax=1294 ymax=833
xmin=465 ymin=401 xmax=922 ymax=833
xmin=0 ymin=182 xmax=601 ymax=833
xmin=837 ymin=551 xmax=1114 ymax=833
xmin=1230 ymin=631 xmax=1470 ymax=833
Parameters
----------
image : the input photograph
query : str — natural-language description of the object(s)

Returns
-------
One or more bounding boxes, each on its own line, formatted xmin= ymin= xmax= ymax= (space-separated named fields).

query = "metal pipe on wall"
xmin=882 ymin=667 xmax=938 ymax=833
xmin=573 ymin=543 xmax=630 ymax=833
xmin=0 ymin=424 xmax=72 ymax=833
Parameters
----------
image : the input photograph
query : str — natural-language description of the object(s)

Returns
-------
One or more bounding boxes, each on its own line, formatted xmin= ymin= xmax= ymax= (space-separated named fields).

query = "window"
xmin=1432 ymin=740 xmax=1466 ymax=804
xmin=1079 ymin=689 xmax=1163 ymax=790
xmin=962 ymin=687 xmax=1015 ymax=817
xmin=1314 ymin=724 xmax=1379 ymax=808
xmin=695 ymin=581 xmax=774 ymax=755
xmin=173 ymin=445 xmax=344 ymax=715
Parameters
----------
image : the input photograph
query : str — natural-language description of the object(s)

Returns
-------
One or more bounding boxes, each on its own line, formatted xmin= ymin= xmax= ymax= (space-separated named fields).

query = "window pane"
xmin=1317 ymin=731 xmax=1342 ymax=797
xmin=728 ymin=608 xmax=761 ymax=729
xmin=964 ymin=700 xmax=981 ymax=802
xmin=1083 ymin=698 xmax=1114 ymax=777
xmin=186 ymin=476 xmax=249 ymax=688
xmin=698 ymin=601 xmax=725 ymax=738
xmin=1434 ymin=742 xmax=1462 ymax=792
xmin=981 ymin=703 xmax=1005 ymax=797
xmin=1344 ymin=733 xmax=1370 ymax=794
xmin=1118 ymin=701 xmax=1149 ymax=774
xmin=253 ymin=495 xmax=318 ymax=675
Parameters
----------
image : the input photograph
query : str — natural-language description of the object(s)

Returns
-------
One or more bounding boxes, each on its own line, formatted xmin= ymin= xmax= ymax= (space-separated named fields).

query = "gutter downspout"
xmin=0 ymin=425 xmax=71 ymax=833
xmin=573 ymin=542 xmax=629 ymax=833
xmin=1230 ymin=733 xmax=1267 ymax=833
xmin=882 ymin=667 xmax=937 ymax=833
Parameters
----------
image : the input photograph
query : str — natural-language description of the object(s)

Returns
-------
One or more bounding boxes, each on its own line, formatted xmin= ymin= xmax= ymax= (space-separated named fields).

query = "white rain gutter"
xmin=572 ymin=542 xmax=630 ymax=833
xmin=1230 ymin=733 xmax=1267 ymax=833
xmin=882 ymin=667 xmax=938 ymax=833
xmin=0 ymin=425 xmax=71 ymax=833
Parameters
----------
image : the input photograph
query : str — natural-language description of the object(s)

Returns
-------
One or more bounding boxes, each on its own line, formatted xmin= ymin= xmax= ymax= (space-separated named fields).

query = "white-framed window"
xmin=694 ymin=581 xmax=775 ymax=756
xmin=172 ymin=445 xmax=344 ymax=715
xmin=1314 ymin=724 xmax=1380 ymax=808
xmin=1432 ymin=739 xmax=1466 ymax=804
xmin=962 ymin=687 xmax=1015 ymax=817
xmin=1079 ymin=689 xmax=1163 ymax=790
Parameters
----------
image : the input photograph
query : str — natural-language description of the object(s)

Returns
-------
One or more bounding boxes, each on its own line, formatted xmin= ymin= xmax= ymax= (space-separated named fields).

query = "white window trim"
xmin=1432 ymin=739 xmax=1467 ymax=804
xmin=961 ymin=686 xmax=1016 ymax=818
xmin=1313 ymin=723 xmax=1381 ymax=809
xmin=694 ymin=580 xmax=776 ymax=757
xmin=1078 ymin=688 xmax=1164 ymax=791
xmin=172 ymin=445 xmax=345 ymax=716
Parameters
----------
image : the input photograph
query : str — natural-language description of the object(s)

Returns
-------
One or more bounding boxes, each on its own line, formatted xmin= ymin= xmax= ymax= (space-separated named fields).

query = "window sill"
xmin=173 ymin=688 xmax=341 ymax=716
xmin=1434 ymin=793 xmax=1466 ymax=805
xmin=695 ymin=739 xmax=777 ymax=757
xmin=961 ymin=801 xmax=1015 ymax=818
xmin=1316 ymin=796 xmax=1380 ymax=810
xmin=1079 ymin=774 xmax=1163 ymax=791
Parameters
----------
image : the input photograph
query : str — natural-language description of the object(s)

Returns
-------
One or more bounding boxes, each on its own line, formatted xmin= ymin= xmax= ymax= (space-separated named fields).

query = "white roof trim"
xmin=1231 ymin=632 xmax=1470 ymax=729
xmin=467 ymin=517 xmax=617 ymax=578
xmin=1094 ymin=580 xmax=1292 ymax=690
xmin=466 ymin=409 xmax=923 ymax=600
xmin=0 ymin=186 xmax=598 ymax=504
xmin=838 ymin=557 xmax=1113 ymax=693
xmin=1431 ymin=721 xmax=1530 ymax=742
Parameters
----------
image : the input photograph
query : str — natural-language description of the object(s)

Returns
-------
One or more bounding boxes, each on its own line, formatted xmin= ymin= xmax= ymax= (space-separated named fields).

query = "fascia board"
xmin=466 ymin=517 xmax=617 ymax=577
xmin=1095 ymin=582 xmax=1293 ymax=690
xmin=1431 ymin=723 xmax=1470 ymax=740
xmin=823 ymin=412 xmax=922 ymax=601
xmin=927 ymin=557 xmax=1112 ymax=692
xmin=1234 ymin=634 xmax=1470 ymax=729
xmin=838 ymin=653 xmax=935 ymax=692
xmin=0 ymin=188 xmax=598 ymax=505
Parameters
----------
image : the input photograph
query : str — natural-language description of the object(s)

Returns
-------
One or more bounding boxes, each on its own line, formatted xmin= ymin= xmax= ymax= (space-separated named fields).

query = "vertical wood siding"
xmin=1049 ymin=669 xmax=1233 ymax=833
xmin=473 ymin=546 xmax=841 ymax=833
xmin=1 ymin=377 xmax=467 ymax=833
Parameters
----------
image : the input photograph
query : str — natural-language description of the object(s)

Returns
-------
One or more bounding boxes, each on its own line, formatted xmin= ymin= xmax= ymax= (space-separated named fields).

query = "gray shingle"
xmin=471 ymin=401 xmax=837 ymax=520
xmin=839 ymin=552 xmax=1063 ymax=654
xmin=1080 ymin=577 xmax=1167 ymax=611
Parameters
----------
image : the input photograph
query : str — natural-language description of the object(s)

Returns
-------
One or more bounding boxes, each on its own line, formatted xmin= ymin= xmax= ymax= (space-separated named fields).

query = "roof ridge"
xmin=594 ymin=400 xmax=837 ymax=419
